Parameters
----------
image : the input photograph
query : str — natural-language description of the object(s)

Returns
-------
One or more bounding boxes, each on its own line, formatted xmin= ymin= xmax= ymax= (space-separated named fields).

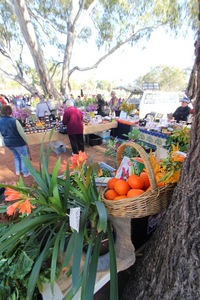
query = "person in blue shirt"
xmin=0 ymin=105 xmax=30 ymax=177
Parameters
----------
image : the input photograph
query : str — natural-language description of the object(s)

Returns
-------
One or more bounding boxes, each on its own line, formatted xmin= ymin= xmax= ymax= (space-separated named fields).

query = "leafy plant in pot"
xmin=0 ymin=132 xmax=118 ymax=300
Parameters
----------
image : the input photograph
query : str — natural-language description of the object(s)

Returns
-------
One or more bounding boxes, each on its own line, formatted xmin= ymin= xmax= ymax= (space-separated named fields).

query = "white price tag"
xmin=70 ymin=207 xmax=80 ymax=232
xmin=119 ymin=111 xmax=127 ymax=119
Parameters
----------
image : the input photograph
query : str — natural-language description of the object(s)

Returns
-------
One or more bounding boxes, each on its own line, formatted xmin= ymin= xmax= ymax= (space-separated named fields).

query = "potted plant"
xmin=119 ymin=102 xmax=135 ymax=117
xmin=0 ymin=131 xmax=118 ymax=300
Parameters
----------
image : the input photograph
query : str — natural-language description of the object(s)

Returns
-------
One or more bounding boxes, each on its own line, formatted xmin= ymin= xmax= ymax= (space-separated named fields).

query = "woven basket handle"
xmin=116 ymin=142 xmax=158 ymax=191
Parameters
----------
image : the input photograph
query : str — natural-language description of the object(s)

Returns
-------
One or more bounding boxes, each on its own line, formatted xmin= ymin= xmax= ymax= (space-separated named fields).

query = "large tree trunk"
xmin=60 ymin=0 xmax=82 ymax=95
xmin=12 ymin=0 xmax=58 ymax=97
xmin=121 ymin=11 xmax=200 ymax=300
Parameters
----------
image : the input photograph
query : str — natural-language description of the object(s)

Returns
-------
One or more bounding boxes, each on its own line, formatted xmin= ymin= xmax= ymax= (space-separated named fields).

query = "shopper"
xmin=36 ymin=96 xmax=52 ymax=120
xmin=62 ymin=100 xmax=85 ymax=154
xmin=0 ymin=105 xmax=30 ymax=177
xmin=96 ymin=94 xmax=107 ymax=116
xmin=172 ymin=97 xmax=191 ymax=123
xmin=110 ymin=91 xmax=120 ymax=116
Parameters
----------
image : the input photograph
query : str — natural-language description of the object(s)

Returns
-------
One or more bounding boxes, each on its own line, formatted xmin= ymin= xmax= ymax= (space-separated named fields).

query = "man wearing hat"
xmin=172 ymin=97 xmax=191 ymax=123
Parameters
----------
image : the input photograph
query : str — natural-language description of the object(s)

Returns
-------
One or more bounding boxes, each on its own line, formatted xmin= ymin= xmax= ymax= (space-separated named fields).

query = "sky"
xmin=71 ymin=28 xmax=196 ymax=86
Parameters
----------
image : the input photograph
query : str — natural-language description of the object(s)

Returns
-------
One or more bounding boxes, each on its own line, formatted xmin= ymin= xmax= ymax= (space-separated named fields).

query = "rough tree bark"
xmin=12 ymin=0 xmax=58 ymax=97
xmin=121 ymin=8 xmax=200 ymax=300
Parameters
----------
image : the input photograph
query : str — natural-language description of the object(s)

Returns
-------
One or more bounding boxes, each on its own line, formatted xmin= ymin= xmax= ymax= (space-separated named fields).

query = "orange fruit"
xmin=107 ymin=178 xmax=119 ymax=189
xmin=104 ymin=189 xmax=119 ymax=200
xmin=114 ymin=195 xmax=127 ymax=200
xmin=127 ymin=189 xmax=144 ymax=198
xmin=127 ymin=174 xmax=144 ymax=189
xmin=113 ymin=179 xmax=130 ymax=195
xmin=140 ymin=172 xmax=150 ymax=190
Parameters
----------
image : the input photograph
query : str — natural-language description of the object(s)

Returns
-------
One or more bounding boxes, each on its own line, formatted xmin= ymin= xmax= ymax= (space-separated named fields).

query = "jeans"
xmin=9 ymin=145 xmax=29 ymax=175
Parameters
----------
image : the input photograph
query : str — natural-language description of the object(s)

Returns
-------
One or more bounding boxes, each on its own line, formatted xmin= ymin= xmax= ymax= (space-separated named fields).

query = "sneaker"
xmin=16 ymin=172 xmax=20 ymax=176
xmin=23 ymin=173 xmax=30 ymax=178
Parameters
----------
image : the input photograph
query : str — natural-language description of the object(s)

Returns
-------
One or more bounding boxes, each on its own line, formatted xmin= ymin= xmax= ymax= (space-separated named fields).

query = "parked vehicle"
xmin=137 ymin=90 xmax=187 ymax=119
xmin=115 ymin=86 xmax=188 ymax=120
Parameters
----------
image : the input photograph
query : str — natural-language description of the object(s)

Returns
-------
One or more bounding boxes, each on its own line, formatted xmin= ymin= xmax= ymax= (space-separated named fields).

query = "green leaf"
xmin=0 ymin=215 xmax=59 ymax=253
xmin=27 ymin=233 xmax=55 ymax=299
xmin=63 ymin=275 xmax=82 ymax=300
xmin=63 ymin=233 xmax=75 ymax=267
xmin=95 ymin=201 xmax=108 ymax=233
xmin=80 ymin=226 xmax=97 ymax=299
xmin=0 ymin=205 xmax=7 ymax=213
xmin=22 ymin=156 xmax=49 ymax=197
xmin=108 ymin=221 xmax=118 ymax=300
xmin=62 ymin=164 xmax=71 ymax=211
xmin=84 ymin=231 xmax=103 ymax=299
xmin=50 ymin=222 xmax=66 ymax=290
xmin=50 ymin=158 xmax=61 ymax=193
xmin=15 ymin=251 xmax=34 ymax=280
xmin=72 ymin=206 xmax=88 ymax=288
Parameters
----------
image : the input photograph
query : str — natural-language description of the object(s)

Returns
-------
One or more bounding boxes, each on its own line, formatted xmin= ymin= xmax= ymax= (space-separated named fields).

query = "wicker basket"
xmin=101 ymin=142 xmax=176 ymax=218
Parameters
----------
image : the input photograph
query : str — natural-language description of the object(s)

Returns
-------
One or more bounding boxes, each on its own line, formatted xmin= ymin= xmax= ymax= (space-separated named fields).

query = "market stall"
xmin=25 ymin=121 xmax=118 ymax=145
xmin=113 ymin=120 xmax=168 ymax=147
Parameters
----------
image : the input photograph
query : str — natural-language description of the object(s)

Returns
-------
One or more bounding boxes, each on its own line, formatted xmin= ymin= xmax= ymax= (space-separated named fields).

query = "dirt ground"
xmin=0 ymin=137 xmax=115 ymax=185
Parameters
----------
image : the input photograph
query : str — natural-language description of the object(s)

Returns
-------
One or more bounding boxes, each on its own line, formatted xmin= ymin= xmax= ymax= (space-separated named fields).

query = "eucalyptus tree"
xmin=0 ymin=0 xmax=198 ymax=96
xmin=135 ymin=65 xmax=189 ymax=92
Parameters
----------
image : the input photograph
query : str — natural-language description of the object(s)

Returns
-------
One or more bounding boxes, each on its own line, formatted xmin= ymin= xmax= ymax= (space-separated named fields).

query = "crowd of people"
xmin=0 ymin=89 xmax=194 ymax=181
xmin=0 ymin=91 xmax=122 ymax=176
xmin=0 ymin=90 xmax=123 ymax=118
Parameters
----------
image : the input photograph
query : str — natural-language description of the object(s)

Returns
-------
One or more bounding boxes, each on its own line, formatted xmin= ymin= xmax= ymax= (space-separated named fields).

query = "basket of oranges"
xmin=101 ymin=142 xmax=175 ymax=218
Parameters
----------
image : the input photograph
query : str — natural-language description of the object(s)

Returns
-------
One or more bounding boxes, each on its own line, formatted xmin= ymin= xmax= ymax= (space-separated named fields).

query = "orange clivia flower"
xmin=19 ymin=199 xmax=36 ymax=215
xmin=6 ymin=198 xmax=36 ymax=216
xmin=7 ymin=200 xmax=23 ymax=216
xmin=4 ymin=187 xmax=23 ymax=201
xmin=69 ymin=151 xmax=88 ymax=171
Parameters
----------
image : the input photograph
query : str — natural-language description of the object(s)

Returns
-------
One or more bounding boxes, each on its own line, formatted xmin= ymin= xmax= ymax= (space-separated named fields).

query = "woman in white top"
xmin=35 ymin=97 xmax=52 ymax=119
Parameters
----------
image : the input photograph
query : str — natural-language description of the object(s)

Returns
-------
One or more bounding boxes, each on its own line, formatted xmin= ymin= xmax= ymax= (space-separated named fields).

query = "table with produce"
xmin=23 ymin=117 xmax=118 ymax=145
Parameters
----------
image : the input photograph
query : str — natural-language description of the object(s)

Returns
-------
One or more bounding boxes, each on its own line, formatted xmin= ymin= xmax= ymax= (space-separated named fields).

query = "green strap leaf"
xmin=27 ymin=233 xmax=55 ymax=299
xmin=84 ymin=231 xmax=103 ymax=299
xmin=95 ymin=201 xmax=108 ymax=233
xmin=50 ymin=222 xmax=66 ymax=289
xmin=108 ymin=221 xmax=118 ymax=300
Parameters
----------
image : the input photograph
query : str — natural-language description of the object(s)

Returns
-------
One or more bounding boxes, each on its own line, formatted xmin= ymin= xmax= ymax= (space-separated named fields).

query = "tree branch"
xmin=69 ymin=25 xmax=161 ymax=77
xmin=50 ymin=61 xmax=63 ymax=79
xmin=0 ymin=67 xmax=38 ymax=94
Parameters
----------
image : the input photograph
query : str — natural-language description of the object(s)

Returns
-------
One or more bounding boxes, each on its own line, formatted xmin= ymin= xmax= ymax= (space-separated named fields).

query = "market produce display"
xmin=164 ymin=127 xmax=190 ymax=152
xmin=149 ymin=145 xmax=186 ymax=185
xmin=104 ymin=143 xmax=186 ymax=202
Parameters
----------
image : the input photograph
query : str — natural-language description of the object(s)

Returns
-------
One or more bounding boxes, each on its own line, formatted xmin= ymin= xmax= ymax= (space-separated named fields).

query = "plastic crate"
xmin=50 ymin=141 xmax=66 ymax=154
xmin=88 ymin=134 xmax=102 ymax=146
xmin=99 ymin=162 xmax=116 ymax=173
xmin=96 ymin=130 xmax=111 ymax=139
xmin=96 ymin=130 xmax=111 ymax=144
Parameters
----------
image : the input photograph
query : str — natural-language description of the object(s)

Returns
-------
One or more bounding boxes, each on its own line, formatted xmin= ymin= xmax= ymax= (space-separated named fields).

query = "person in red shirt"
xmin=62 ymin=100 xmax=85 ymax=154
xmin=0 ymin=95 xmax=8 ymax=106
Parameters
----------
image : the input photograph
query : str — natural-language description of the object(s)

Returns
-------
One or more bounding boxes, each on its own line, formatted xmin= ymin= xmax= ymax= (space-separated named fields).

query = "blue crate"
xmin=99 ymin=162 xmax=116 ymax=173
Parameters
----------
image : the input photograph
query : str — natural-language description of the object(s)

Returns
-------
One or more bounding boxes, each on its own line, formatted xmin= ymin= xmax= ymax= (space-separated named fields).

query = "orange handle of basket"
xmin=116 ymin=142 xmax=158 ymax=191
